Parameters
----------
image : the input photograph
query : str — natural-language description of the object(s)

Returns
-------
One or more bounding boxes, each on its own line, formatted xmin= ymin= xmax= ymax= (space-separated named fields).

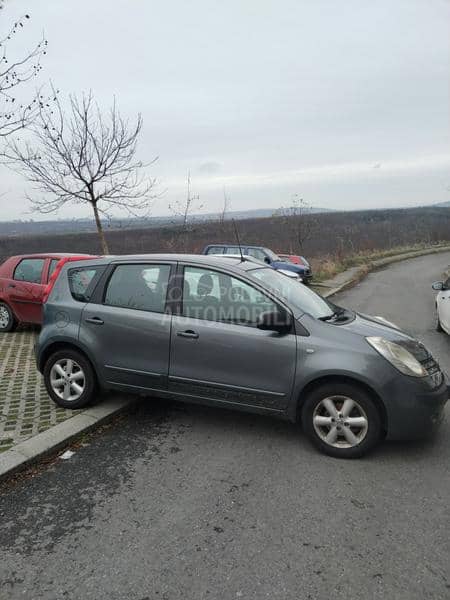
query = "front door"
xmin=8 ymin=257 xmax=46 ymax=323
xmin=79 ymin=262 xmax=174 ymax=391
xmin=168 ymin=265 xmax=297 ymax=412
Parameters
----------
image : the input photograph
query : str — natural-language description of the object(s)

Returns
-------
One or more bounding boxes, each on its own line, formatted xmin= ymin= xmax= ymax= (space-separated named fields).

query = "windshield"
xmin=249 ymin=267 xmax=334 ymax=319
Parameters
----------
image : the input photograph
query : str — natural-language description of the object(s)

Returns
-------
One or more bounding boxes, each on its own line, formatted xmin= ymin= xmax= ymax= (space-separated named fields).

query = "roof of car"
xmin=205 ymin=243 xmax=265 ymax=249
xmin=10 ymin=253 xmax=95 ymax=260
xmin=66 ymin=253 xmax=266 ymax=273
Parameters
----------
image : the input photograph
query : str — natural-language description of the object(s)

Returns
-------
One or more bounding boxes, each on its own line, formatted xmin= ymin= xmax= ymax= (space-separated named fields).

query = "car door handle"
xmin=177 ymin=330 xmax=199 ymax=339
xmin=85 ymin=317 xmax=104 ymax=325
xmin=8 ymin=284 xmax=16 ymax=288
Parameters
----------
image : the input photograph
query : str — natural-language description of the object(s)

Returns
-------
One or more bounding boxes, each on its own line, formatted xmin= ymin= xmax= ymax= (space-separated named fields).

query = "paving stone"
xmin=0 ymin=330 xmax=74 ymax=452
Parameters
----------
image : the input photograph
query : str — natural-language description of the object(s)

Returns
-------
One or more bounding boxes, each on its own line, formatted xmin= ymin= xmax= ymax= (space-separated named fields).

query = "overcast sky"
xmin=0 ymin=0 xmax=449 ymax=221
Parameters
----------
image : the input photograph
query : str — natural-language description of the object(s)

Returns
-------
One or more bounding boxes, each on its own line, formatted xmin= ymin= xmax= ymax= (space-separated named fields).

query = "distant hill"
xmin=434 ymin=201 xmax=450 ymax=208
xmin=0 ymin=206 xmax=335 ymax=237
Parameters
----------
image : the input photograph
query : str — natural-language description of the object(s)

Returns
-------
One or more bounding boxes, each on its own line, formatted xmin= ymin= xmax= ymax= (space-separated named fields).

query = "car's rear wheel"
xmin=301 ymin=382 xmax=382 ymax=458
xmin=0 ymin=302 xmax=17 ymax=333
xmin=44 ymin=349 xmax=96 ymax=409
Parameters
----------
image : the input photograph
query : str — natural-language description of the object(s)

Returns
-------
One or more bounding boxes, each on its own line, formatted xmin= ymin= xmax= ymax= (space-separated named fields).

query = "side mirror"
xmin=432 ymin=281 xmax=445 ymax=291
xmin=264 ymin=257 xmax=271 ymax=265
xmin=257 ymin=310 xmax=292 ymax=334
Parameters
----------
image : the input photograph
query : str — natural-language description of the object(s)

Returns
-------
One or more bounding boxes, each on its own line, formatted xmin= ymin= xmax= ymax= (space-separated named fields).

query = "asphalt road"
xmin=1 ymin=252 xmax=450 ymax=600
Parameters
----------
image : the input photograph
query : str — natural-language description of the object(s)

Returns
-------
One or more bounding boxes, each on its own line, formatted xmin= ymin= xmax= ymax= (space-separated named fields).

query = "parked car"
xmin=0 ymin=253 xmax=95 ymax=332
xmin=203 ymin=244 xmax=313 ymax=283
xmin=36 ymin=254 xmax=448 ymax=458
xmin=433 ymin=272 xmax=450 ymax=334
xmin=278 ymin=254 xmax=311 ymax=270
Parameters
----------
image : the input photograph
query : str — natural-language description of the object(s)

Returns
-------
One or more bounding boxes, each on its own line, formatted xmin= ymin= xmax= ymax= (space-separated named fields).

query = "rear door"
xmin=168 ymin=264 xmax=297 ymax=412
xmin=79 ymin=261 xmax=175 ymax=391
xmin=8 ymin=257 xmax=46 ymax=323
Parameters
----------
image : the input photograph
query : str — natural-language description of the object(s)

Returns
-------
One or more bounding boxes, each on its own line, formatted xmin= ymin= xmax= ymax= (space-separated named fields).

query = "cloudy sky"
xmin=0 ymin=0 xmax=449 ymax=221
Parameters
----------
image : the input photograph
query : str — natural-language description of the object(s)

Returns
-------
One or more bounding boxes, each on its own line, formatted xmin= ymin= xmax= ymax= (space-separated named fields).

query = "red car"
xmin=0 ymin=253 xmax=95 ymax=332
xmin=278 ymin=253 xmax=311 ymax=267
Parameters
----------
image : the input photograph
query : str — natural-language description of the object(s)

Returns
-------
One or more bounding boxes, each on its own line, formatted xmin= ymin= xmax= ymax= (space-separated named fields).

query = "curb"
xmin=0 ymin=395 xmax=134 ymax=481
xmin=321 ymin=245 xmax=450 ymax=299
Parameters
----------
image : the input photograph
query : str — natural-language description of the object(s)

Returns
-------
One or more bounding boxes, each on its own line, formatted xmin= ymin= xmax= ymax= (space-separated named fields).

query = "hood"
xmin=339 ymin=312 xmax=415 ymax=343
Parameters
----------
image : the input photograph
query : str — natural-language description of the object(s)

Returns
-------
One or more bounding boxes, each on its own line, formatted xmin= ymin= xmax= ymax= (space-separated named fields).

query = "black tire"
xmin=301 ymin=382 xmax=382 ymax=458
xmin=0 ymin=302 xmax=17 ymax=333
xmin=44 ymin=349 xmax=97 ymax=409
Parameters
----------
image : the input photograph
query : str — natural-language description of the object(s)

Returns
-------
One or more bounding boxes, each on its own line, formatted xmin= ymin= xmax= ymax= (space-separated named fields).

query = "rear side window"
xmin=104 ymin=264 xmax=171 ymax=313
xmin=14 ymin=258 xmax=45 ymax=283
xmin=68 ymin=267 xmax=102 ymax=302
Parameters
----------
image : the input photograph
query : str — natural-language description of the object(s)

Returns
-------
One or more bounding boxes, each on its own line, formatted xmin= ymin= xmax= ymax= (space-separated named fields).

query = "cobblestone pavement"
xmin=0 ymin=330 xmax=74 ymax=453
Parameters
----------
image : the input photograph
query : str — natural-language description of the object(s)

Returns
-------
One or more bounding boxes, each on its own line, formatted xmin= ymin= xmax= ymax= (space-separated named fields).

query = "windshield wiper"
xmin=318 ymin=312 xmax=339 ymax=321
xmin=318 ymin=307 xmax=347 ymax=322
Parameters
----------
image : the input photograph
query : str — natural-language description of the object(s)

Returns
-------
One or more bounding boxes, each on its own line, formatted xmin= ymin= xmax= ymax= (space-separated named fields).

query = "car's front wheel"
xmin=0 ymin=302 xmax=17 ymax=333
xmin=301 ymin=382 xmax=382 ymax=458
xmin=44 ymin=349 xmax=97 ymax=409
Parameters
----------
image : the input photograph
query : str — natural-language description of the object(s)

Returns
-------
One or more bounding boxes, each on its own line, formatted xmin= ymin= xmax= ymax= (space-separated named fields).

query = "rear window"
xmin=68 ymin=267 xmax=102 ymax=302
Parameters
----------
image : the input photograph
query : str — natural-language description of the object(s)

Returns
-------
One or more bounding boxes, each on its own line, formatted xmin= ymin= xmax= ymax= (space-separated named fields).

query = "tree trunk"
xmin=92 ymin=203 xmax=109 ymax=254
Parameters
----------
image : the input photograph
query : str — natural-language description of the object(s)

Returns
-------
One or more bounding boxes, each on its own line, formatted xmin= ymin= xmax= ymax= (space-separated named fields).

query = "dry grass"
xmin=312 ymin=243 xmax=448 ymax=282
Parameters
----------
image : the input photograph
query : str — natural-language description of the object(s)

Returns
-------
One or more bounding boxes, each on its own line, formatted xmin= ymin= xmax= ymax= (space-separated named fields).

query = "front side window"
xmin=182 ymin=266 xmax=282 ymax=325
xmin=14 ymin=258 xmax=45 ymax=283
xmin=223 ymin=246 xmax=240 ymax=255
xmin=68 ymin=267 xmax=101 ymax=302
xmin=104 ymin=264 xmax=171 ymax=313
xmin=205 ymin=246 xmax=225 ymax=255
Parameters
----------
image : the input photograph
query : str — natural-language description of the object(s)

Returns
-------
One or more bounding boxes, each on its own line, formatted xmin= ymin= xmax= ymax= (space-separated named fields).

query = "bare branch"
xmin=6 ymin=90 xmax=158 ymax=253
xmin=168 ymin=171 xmax=203 ymax=251
xmin=276 ymin=196 xmax=317 ymax=254
xmin=0 ymin=13 xmax=48 ymax=138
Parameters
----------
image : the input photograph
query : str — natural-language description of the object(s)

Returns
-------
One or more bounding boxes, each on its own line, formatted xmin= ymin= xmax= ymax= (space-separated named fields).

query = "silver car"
xmin=36 ymin=254 xmax=449 ymax=458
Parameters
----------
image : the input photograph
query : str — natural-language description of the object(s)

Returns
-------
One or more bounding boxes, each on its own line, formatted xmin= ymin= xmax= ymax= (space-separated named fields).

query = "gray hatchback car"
xmin=36 ymin=254 xmax=449 ymax=458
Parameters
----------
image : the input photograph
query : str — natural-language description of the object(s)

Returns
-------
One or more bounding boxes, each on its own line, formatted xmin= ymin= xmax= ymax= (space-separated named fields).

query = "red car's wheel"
xmin=0 ymin=302 xmax=17 ymax=333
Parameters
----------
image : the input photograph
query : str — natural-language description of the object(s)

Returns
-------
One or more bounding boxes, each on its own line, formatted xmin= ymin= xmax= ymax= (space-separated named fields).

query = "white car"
xmin=433 ymin=273 xmax=450 ymax=334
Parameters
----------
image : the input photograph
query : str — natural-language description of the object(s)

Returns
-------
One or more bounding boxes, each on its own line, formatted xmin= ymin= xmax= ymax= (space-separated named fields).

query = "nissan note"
xmin=36 ymin=254 xmax=449 ymax=458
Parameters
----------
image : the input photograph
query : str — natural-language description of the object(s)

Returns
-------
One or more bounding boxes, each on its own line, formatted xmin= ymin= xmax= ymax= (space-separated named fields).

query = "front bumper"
xmin=384 ymin=375 xmax=449 ymax=440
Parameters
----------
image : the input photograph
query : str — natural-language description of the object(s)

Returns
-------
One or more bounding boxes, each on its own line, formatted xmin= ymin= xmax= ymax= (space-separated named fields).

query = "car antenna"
xmin=232 ymin=218 xmax=245 ymax=262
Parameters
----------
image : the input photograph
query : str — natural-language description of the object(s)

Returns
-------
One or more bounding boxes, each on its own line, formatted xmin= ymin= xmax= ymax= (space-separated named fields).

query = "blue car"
xmin=203 ymin=244 xmax=313 ymax=283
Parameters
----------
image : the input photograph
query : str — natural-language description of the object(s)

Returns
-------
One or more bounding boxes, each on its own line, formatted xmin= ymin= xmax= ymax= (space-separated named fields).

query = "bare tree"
xmin=6 ymin=91 xmax=157 ymax=253
xmin=168 ymin=171 xmax=202 ymax=251
xmin=277 ymin=195 xmax=317 ymax=254
xmin=0 ymin=12 xmax=47 ymax=139
xmin=219 ymin=186 xmax=230 ymax=224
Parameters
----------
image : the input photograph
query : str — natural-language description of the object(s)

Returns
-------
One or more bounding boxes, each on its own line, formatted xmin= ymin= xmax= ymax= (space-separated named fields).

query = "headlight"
xmin=366 ymin=336 xmax=427 ymax=378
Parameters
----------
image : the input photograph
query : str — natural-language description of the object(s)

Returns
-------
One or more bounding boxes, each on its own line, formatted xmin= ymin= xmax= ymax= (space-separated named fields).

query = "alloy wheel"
xmin=50 ymin=358 xmax=86 ymax=402
xmin=0 ymin=305 xmax=10 ymax=329
xmin=313 ymin=395 xmax=369 ymax=448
